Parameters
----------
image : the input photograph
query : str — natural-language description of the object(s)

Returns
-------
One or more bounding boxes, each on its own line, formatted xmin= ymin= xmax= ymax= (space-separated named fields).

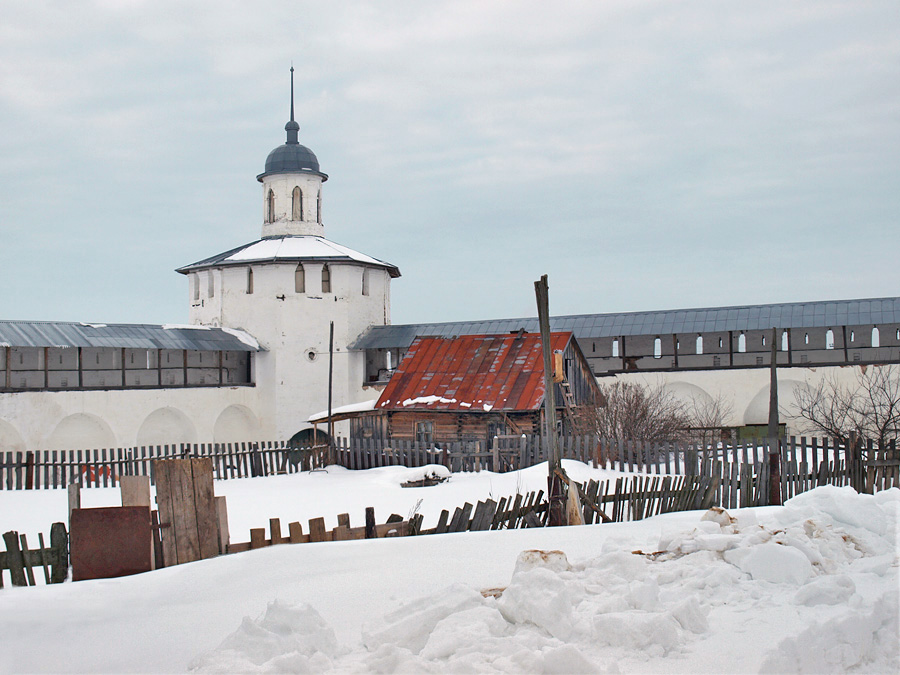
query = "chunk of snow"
xmin=724 ymin=542 xmax=813 ymax=584
xmin=401 ymin=395 xmax=457 ymax=406
xmin=220 ymin=326 xmax=261 ymax=350
xmin=162 ymin=323 xmax=211 ymax=330
xmin=307 ymin=399 xmax=377 ymax=422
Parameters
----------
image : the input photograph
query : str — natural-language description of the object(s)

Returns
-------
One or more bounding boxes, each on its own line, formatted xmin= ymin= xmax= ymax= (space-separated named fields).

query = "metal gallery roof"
xmin=176 ymin=235 xmax=401 ymax=277
xmin=352 ymin=297 xmax=900 ymax=350
xmin=0 ymin=321 xmax=262 ymax=352
xmin=375 ymin=332 xmax=573 ymax=413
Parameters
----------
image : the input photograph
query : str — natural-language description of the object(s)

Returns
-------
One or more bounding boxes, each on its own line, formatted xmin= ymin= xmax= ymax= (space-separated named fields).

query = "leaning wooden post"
xmin=767 ymin=327 xmax=782 ymax=505
xmin=2 ymin=531 xmax=27 ymax=586
xmin=365 ymin=507 xmax=376 ymax=539
xmin=535 ymin=274 xmax=564 ymax=526
xmin=67 ymin=482 xmax=81 ymax=526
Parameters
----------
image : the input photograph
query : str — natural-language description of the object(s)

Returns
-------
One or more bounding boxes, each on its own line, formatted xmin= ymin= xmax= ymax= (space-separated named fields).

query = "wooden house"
xmin=347 ymin=331 xmax=603 ymax=446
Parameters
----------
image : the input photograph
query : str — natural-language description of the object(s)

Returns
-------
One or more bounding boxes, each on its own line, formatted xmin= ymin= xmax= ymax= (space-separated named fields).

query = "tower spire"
xmin=285 ymin=65 xmax=299 ymax=145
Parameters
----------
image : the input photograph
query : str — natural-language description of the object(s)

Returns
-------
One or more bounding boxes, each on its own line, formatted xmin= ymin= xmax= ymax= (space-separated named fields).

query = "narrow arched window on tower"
xmin=695 ymin=335 xmax=703 ymax=355
xmin=653 ymin=337 xmax=662 ymax=358
xmin=781 ymin=330 xmax=789 ymax=351
xmin=361 ymin=268 xmax=369 ymax=296
xmin=246 ymin=268 xmax=254 ymax=294
xmin=192 ymin=273 xmax=199 ymax=301
xmin=295 ymin=263 xmax=305 ymax=293
xmin=292 ymin=186 xmax=303 ymax=221
xmin=825 ymin=329 xmax=835 ymax=349
xmin=207 ymin=271 xmax=215 ymax=298
xmin=738 ymin=333 xmax=746 ymax=353
xmin=317 ymin=190 xmax=322 ymax=223
xmin=872 ymin=326 xmax=880 ymax=348
xmin=267 ymin=189 xmax=275 ymax=223
xmin=321 ymin=264 xmax=331 ymax=293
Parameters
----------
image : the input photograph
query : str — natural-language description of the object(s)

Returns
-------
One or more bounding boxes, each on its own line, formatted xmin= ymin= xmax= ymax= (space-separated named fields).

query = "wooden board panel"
xmin=70 ymin=506 xmax=152 ymax=581
xmin=191 ymin=458 xmax=219 ymax=560
xmin=173 ymin=459 xmax=201 ymax=564
xmin=120 ymin=475 xmax=151 ymax=507
xmin=153 ymin=460 xmax=178 ymax=568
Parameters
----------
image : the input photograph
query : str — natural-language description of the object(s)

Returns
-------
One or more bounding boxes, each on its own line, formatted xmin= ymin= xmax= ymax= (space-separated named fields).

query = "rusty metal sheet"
xmin=377 ymin=332 xmax=573 ymax=412
xmin=70 ymin=506 xmax=152 ymax=581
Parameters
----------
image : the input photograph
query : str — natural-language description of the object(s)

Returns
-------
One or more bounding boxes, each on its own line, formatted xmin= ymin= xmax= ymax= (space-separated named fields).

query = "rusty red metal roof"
xmin=375 ymin=332 xmax=573 ymax=412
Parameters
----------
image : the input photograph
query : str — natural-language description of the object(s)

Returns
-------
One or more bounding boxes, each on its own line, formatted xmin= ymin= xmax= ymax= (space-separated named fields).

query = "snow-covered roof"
xmin=307 ymin=399 xmax=378 ymax=423
xmin=177 ymin=235 xmax=401 ymax=277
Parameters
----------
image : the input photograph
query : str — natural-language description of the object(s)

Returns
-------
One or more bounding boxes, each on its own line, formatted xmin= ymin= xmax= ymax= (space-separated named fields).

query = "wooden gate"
xmin=153 ymin=457 xmax=219 ymax=567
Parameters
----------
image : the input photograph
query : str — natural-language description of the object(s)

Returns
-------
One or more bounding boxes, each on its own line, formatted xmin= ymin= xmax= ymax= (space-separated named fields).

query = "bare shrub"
xmin=793 ymin=365 xmax=900 ymax=445
xmin=586 ymin=381 xmax=691 ymax=444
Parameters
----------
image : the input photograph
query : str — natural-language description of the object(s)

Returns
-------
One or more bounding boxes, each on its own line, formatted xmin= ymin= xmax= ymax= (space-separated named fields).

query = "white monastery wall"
xmin=0 ymin=386 xmax=263 ymax=452
xmin=609 ymin=364 xmax=878 ymax=436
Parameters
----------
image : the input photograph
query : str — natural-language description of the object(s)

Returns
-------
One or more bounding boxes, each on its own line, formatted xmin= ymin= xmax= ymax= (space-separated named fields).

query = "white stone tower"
xmin=177 ymin=69 xmax=401 ymax=442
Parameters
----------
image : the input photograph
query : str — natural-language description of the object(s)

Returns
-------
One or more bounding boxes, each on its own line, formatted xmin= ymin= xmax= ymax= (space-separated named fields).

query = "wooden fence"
xmin=3 ymin=436 xmax=897 ymax=510
xmin=0 ymin=524 xmax=68 ymax=588
xmin=0 ymin=441 xmax=328 ymax=490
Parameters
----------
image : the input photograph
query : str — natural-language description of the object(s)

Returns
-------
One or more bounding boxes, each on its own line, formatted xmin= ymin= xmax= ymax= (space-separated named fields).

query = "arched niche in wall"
xmin=213 ymin=405 xmax=261 ymax=443
xmin=665 ymin=381 xmax=715 ymax=408
xmin=288 ymin=427 xmax=329 ymax=448
xmin=136 ymin=407 xmax=198 ymax=448
xmin=0 ymin=419 xmax=26 ymax=452
xmin=742 ymin=380 xmax=808 ymax=427
xmin=46 ymin=413 xmax=116 ymax=450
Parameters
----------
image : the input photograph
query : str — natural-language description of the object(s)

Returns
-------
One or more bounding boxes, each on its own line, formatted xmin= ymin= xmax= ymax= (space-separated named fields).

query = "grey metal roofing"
xmin=351 ymin=297 xmax=900 ymax=350
xmin=0 ymin=321 xmax=262 ymax=351
xmin=257 ymin=142 xmax=327 ymax=182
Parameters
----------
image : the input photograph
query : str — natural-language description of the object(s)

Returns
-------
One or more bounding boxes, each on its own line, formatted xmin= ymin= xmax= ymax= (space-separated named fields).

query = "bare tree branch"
xmin=792 ymin=365 xmax=900 ymax=445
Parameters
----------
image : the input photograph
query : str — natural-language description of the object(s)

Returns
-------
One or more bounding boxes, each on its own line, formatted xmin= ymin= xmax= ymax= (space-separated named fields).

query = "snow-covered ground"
xmin=0 ymin=462 xmax=897 ymax=673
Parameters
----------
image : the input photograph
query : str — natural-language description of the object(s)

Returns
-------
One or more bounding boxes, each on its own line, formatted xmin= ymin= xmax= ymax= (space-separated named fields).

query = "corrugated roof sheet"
xmin=375 ymin=332 xmax=572 ymax=412
xmin=353 ymin=297 xmax=900 ymax=350
xmin=0 ymin=321 xmax=262 ymax=351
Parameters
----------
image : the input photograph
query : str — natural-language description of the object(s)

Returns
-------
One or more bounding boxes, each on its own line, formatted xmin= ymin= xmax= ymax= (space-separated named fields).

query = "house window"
xmin=415 ymin=420 xmax=434 ymax=445
xmin=207 ymin=271 xmax=215 ymax=298
xmin=246 ymin=268 xmax=254 ymax=294
xmin=738 ymin=334 xmax=746 ymax=353
xmin=611 ymin=339 xmax=619 ymax=358
xmin=361 ymin=268 xmax=369 ymax=296
xmin=266 ymin=189 xmax=275 ymax=223
xmin=825 ymin=329 xmax=835 ymax=350
xmin=192 ymin=273 xmax=199 ymax=301
xmin=695 ymin=336 xmax=703 ymax=355
xmin=321 ymin=264 xmax=331 ymax=293
xmin=292 ymin=186 xmax=303 ymax=221
xmin=872 ymin=327 xmax=880 ymax=348
xmin=781 ymin=331 xmax=789 ymax=351
xmin=295 ymin=264 xmax=305 ymax=293
xmin=653 ymin=337 xmax=662 ymax=358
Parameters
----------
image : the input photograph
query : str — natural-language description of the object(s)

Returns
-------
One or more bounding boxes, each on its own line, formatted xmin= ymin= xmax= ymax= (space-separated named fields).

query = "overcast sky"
xmin=1 ymin=1 xmax=898 ymax=327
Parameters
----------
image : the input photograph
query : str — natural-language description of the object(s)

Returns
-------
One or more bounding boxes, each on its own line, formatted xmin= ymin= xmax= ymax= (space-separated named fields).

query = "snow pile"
xmin=191 ymin=486 xmax=899 ymax=673
xmin=401 ymin=395 xmax=458 ymax=406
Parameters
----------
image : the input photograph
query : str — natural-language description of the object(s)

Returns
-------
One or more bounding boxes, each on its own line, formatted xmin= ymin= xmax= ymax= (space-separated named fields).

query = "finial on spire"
xmin=290 ymin=65 xmax=295 ymax=123
xmin=285 ymin=65 xmax=300 ymax=144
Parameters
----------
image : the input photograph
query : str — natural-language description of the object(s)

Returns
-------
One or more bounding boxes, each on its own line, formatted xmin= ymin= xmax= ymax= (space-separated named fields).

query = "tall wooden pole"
xmin=535 ymin=275 xmax=564 ymax=526
xmin=327 ymin=321 xmax=335 ymax=466
xmin=767 ymin=327 xmax=782 ymax=505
